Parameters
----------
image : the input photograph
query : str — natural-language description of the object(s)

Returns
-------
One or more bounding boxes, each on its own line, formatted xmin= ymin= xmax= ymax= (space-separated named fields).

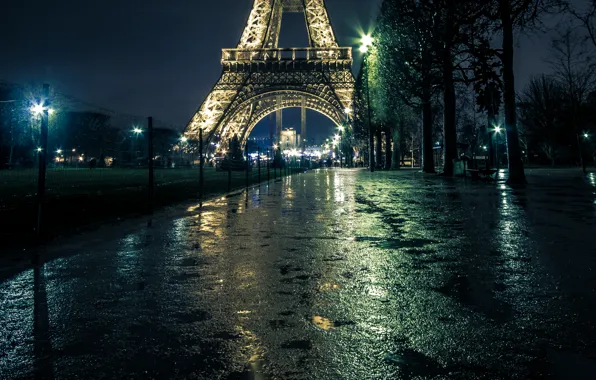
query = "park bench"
xmin=466 ymin=168 xmax=497 ymax=181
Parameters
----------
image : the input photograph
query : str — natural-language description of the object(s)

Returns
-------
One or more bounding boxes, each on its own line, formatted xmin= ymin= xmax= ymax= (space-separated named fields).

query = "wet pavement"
xmin=1 ymin=168 xmax=596 ymax=379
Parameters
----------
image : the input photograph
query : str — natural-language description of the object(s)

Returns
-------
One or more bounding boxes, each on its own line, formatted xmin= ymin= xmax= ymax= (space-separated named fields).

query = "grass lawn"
xmin=0 ymin=166 xmax=300 ymax=251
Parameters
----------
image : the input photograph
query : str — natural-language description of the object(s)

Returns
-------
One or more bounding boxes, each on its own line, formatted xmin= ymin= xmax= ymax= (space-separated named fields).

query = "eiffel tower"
xmin=184 ymin=0 xmax=355 ymax=152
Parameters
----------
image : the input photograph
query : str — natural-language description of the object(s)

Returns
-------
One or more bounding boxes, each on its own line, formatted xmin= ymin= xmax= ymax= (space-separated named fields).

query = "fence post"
xmin=257 ymin=146 xmax=261 ymax=184
xmin=227 ymin=154 xmax=232 ymax=193
xmin=199 ymin=128 xmax=204 ymax=205
xmin=147 ymin=117 xmax=154 ymax=226
xmin=245 ymin=145 xmax=249 ymax=189
xmin=36 ymin=84 xmax=50 ymax=240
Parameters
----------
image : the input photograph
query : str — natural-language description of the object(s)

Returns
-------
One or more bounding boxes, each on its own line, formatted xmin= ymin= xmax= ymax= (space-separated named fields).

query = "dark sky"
xmin=0 ymin=0 xmax=578 ymax=138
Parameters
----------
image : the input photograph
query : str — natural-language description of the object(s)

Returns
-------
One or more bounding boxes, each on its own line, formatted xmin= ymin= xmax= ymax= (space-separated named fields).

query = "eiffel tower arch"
xmin=184 ymin=0 xmax=355 ymax=151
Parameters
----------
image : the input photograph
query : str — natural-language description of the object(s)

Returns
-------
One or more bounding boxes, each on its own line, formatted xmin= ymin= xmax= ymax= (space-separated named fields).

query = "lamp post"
xmin=360 ymin=34 xmax=375 ymax=172
xmin=131 ymin=127 xmax=143 ymax=164
xmin=338 ymin=125 xmax=345 ymax=168
xmin=494 ymin=125 xmax=502 ymax=170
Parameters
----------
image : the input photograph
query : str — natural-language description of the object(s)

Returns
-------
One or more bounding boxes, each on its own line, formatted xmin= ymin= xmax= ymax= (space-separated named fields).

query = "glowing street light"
xmin=273 ymin=144 xmax=279 ymax=150
xmin=338 ymin=125 xmax=345 ymax=132
xmin=56 ymin=149 xmax=63 ymax=154
xmin=30 ymin=104 xmax=45 ymax=115
xmin=180 ymin=136 xmax=188 ymax=143
xmin=36 ymin=147 xmax=42 ymax=153
xmin=494 ymin=126 xmax=502 ymax=134
xmin=132 ymin=127 xmax=143 ymax=135
xmin=30 ymin=103 xmax=54 ymax=116
xmin=584 ymin=133 xmax=590 ymax=139
xmin=359 ymin=34 xmax=374 ymax=53
xmin=344 ymin=107 xmax=352 ymax=115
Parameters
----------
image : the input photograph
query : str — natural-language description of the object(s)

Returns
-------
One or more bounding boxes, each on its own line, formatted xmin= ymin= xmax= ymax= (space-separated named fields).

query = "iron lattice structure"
xmin=185 ymin=0 xmax=355 ymax=151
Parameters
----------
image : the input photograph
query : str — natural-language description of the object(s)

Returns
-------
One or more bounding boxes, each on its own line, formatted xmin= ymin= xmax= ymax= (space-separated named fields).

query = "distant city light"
xmin=56 ymin=149 xmax=62 ymax=154
xmin=584 ymin=133 xmax=590 ymax=139
xmin=132 ymin=127 xmax=143 ymax=134
xmin=180 ymin=136 xmax=188 ymax=143
xmin=72 ymin=148 xmax=76 ymax=152
xmin=36 ymin=147 xmax=42 ymax=152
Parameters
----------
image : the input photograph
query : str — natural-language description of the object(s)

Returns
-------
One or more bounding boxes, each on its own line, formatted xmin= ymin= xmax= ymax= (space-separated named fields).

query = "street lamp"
xmin=584 ymin=133 xmax=590 ymax=139
xmin=30 ymin=103 xmax=55 ymax=116
xmin=360 ymin=33 xmax=375 ymax=172
xmin=493 ymin=125 xmax=503 ymax=169
xmin=133 ymin=127 xmax=143 ymax=135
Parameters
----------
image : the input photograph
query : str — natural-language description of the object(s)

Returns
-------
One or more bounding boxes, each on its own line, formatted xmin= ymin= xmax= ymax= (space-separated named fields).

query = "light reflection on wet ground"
xmin=1 ymin=168 xmax=596 ymax=379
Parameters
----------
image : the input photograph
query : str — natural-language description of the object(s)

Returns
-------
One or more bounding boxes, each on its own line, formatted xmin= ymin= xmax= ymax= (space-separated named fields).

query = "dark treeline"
xmin=354 ymin=0 xmax=596 ymax=181
xmin=0 ymin=82 xmax=183 ymax=169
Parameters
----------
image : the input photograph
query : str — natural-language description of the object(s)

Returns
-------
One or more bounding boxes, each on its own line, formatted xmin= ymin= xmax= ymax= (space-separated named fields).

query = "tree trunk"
xmin=392 ymin=125 xmax=401 ymax=170
xmin=442 ymin=4 xmax=458 ymax=176
xmin=421 ymin=47 xmax=435 ymax=173
xmin=376 ymin=128 xmax=383 ymax=169
xmin=500 ymin=0 xmax=526 ymax=184
xmin=487 ymin=91 xmax=496 ymax=169
xmin=385 ymin=126 xmax=392 ymax=170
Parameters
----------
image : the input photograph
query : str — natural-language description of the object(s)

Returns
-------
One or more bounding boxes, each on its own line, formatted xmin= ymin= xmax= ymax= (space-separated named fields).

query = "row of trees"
xmin=354 ymin=0 xmax=596 ymax=182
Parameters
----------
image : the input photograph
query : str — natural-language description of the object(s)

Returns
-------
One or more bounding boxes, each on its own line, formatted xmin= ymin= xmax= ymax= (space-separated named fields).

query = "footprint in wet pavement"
xmin=269 ymin=319 xmax=294 ymax=329
xmin=436 ymin=274 xmax=513 ymax=324
xmin=281 ymin=340 xmax=312 ymax=350
xmin=384 ymin=349 xmax=446 ymax=377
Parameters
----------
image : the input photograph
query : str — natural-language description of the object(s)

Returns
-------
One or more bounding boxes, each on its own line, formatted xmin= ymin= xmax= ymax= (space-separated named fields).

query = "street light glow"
xmin=584 ymin=133 xmax=589 ymax=139
xmin=30 ymin=104 xmax=45 ymax=115
xmin=362 ymin=34 xmax=374 ymax=47
xmin=36 ymin=147 xmax=42 ymax=153
xmin=132 ymin=127 xmax=143 ymax=134
xmin=338 ymin=125 xmax=344 ymax=132
xmin=344 ymin=107 xmax=352 ymax=114
xmin=360 ymin=34 xmax=374 ymax=53
xmin=56 ymin=149 xmax=62 ymax=154
xmin=494 ymin=126 xmax=502 ymax=134
xmin=180 ymin=136 xmax=188 ymax=143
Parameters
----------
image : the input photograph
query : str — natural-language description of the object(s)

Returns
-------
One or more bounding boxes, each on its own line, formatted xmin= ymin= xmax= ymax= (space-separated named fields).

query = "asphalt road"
xmin=1 ymin=169 xmax=596 ymax=379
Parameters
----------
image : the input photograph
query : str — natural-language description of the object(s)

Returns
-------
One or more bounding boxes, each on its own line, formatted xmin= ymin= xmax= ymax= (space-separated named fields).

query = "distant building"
xmin=280 ymin=129 xmax=301 ymax=149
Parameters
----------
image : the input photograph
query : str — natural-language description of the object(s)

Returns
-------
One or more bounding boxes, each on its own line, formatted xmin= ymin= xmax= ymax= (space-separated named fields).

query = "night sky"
xmin=0 ymin=0 xmax=577 ymax=140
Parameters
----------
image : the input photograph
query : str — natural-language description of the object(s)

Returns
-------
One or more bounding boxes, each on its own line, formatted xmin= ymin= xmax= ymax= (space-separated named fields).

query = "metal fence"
xmin=0 ymin=109 xmax=304 ymax=249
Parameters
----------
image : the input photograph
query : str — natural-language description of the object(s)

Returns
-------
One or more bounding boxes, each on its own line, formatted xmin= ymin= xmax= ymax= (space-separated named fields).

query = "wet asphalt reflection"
xmin=1 ymin=169 xmax=596 ymax=379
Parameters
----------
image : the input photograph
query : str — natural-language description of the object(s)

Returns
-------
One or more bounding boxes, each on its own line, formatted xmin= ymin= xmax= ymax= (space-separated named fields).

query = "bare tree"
xmin=566 ymin=0 xmax=596 ymax=48
xmin=487 ymin=0 xmax=560 ymax=183
xmin=519 ymin=75 xmax=566 ymax=166
xmin=549 ymin=26 xmax=596 ymax=172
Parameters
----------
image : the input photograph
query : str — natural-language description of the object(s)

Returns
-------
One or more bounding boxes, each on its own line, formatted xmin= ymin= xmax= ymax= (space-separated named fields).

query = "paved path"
xmin=1 ymin=169 xmax=596 ymax=379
